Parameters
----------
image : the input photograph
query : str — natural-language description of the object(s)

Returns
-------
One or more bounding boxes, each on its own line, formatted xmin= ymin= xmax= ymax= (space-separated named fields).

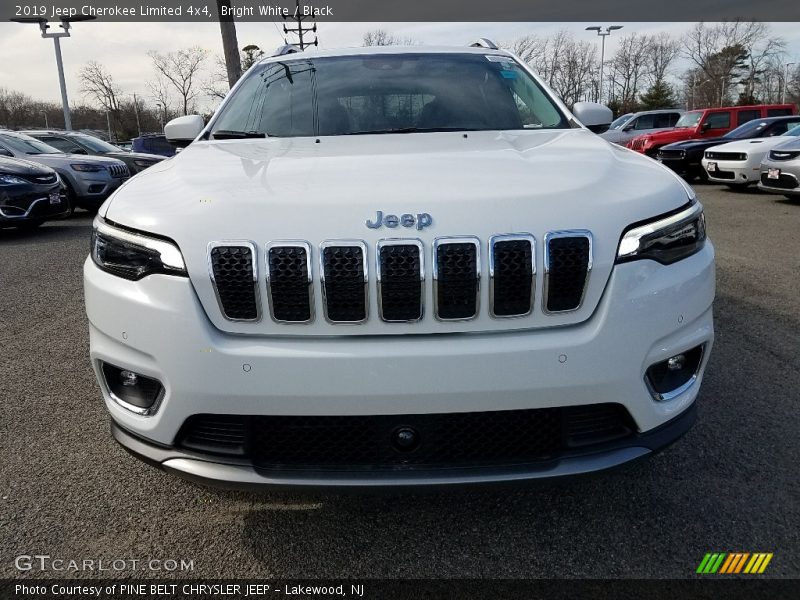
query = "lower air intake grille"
xmin=760 ymin=173 xmax=798 ymax=190
xmin=545 ymin=233 xmax=591 ymax=313
xmin=321 ymin=243 xmax=367 ymax=322
xmin=267 ymin=244 xmax=312 ymax=322
xmin=209 ymin=245 xmax=258 ymax=321
xmin=378 ymin=241 xmax=423 ymax=322
xmin=179 ymin=415 xmax=248 ymax=456
xmin=176 ymin=404 xmax=635 ymax=470
xmin=434 ymin=239 xmax=479 ymax=320
xmin=490 ymin=236 xmax=535 ymax=317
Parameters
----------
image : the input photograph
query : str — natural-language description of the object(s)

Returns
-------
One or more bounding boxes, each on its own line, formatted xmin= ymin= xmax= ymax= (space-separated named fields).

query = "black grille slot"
xmin=179 ymin=415 xmax=248 ymax=456
xmin=705 ymin=151 xmax=745 ymax=161
xmin=760 ymin=173 xmax=799 ymax=190
xmin=565 ymin=404 xmax=636 ymax=447
xmin=321 ymin=244 xmax=367 ymax=322
xmin=267 ymin=245 xmax=312 ymax=322
xmin=546 ymin=234 xmax=590 ymax=312
xmin=209 ymin=245 xmax=258 ymax=321
xmin=378 ymin=242 xmax=423 ymax=322
xmin=435 ymin=241 xmax=479 ymax=320
xmin=491 ymin=237 xmax=534 ymax=317
xmin=176 ymin=403 xmax=635 ymax=471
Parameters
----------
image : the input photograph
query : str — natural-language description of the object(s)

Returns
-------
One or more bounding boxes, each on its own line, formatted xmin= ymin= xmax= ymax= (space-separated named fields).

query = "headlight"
xmin=133 ymin=159 xmax=155 ymax=168
xmin=91 ymin=217 xmax=187 ymax=280
xmin=71 ymin=163 xmax=104 ymax=172
xmin=0 ymin=174 xmax=27 ymax=185
xmin=616 ymin=202 xmax=706 ymax=265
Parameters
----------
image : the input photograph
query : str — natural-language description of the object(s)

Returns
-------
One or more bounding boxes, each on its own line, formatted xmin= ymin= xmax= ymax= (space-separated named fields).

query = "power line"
xmin=282 ymin=0 xmax=318 ymax=51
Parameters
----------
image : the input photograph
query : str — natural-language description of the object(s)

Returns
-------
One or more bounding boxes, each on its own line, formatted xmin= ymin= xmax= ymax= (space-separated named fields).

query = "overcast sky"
xmin=1 ymin=21 xmax=799 ymax=108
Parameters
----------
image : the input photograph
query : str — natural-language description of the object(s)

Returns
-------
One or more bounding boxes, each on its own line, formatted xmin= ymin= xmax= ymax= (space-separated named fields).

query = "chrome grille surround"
xmin=206 ymin=233 xmax=595 ymax=326
xmin=376 ymin=238 xmax=425 ymax=323
xmin=488 ymin=233 xmax=536 ymax=319
xmin=319 ymin=240 xmax=369 ymax=324
xmin=543 ymin=230 xmax=593 ymax=314
xmin=265 ymin=241 xmax=314 ymax=324
xmin=432 ymin=236 xmax=481 ymax=322
xmin=207 ymin=241 xmax=261 ymax=322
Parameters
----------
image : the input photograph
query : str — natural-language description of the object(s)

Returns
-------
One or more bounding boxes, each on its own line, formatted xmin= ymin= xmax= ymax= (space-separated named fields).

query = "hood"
xmin=705 ymin=137 xmax=790 ymax=153
xmin=0 ymin=155 xmax=54 ymax=176
xmin=105 ymin=129 xmax=693 ymax=336
xmin=771 ymin=137 xmax=800 ymax=152
xmin=23 ymin=153 xmax=127 ymax=169
xmin=641 ymin=128 xmax=693 ymax=143
xmin=108 ymin=151 xmax=164 ymax=162
xmin=664 ymin=137 xmax=726 ymax=151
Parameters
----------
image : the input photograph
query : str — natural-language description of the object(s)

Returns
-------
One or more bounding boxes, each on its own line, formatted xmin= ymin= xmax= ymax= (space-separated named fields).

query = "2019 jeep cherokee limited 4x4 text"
xmin=84 ymin=46 xmax=714 ymax=489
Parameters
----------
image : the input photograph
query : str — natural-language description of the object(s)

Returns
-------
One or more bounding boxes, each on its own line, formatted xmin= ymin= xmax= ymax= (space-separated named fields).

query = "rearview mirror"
xmin=573 ymin=102 xmax=613 ymax=134
xmin=164 ymin=115 xmax=204 ymax=148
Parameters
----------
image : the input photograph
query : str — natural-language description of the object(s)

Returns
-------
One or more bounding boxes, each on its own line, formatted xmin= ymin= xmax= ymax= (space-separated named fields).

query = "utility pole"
xmin=783 ymin=62 xmax=796 ymax=104
xmin=10 ymin=15 xmax=96 ymax=131
xmin=216 ymin=0 xmax=242 ymax=88
xmin=132 ymin=93 xmax=142 ymax=136
xmin=585 ymin=25 xmax=623 ymax=105
xmin=106 ymin=110 xmax=112 ymax=141
xmin=42 ymin=111 xmax=49 ymax=128
xmin=282 ymin=0 xmax=318 ymax=50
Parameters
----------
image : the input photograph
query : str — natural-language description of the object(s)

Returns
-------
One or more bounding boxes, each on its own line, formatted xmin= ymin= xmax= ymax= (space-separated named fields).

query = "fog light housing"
xmin=101 ymin=362 xmax=164 ymax=415
xmin=645 ymin=345 xmax=705 ymax=402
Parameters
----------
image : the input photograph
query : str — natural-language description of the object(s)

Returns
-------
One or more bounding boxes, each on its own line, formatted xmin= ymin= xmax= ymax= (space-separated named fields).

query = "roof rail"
xmin=271 ymin=44 xmax=302 ymax=57
xmin=469 ymin=38 xmax=498 ymax=50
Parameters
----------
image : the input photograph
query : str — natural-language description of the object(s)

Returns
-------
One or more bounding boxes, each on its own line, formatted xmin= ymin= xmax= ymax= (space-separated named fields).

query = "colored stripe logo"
xmin=697 ymin=552 xmax=773 ymax=574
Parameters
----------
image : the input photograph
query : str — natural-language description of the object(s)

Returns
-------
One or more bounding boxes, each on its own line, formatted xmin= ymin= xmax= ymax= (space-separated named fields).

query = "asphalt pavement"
xmin=1 ymin=184 xmax=798 ymax=579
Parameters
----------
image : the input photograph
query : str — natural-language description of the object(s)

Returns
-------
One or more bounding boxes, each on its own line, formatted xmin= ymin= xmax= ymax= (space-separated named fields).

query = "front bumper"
xmin=85 ymin=243 xmax=715 ymax=488
xmin=73 ymin=174 xmax=128 ymax=205
xmin=0 ymin=184 xmax=70 ymax=225
xmin=703 ymin=160 xmax=759 ymax=184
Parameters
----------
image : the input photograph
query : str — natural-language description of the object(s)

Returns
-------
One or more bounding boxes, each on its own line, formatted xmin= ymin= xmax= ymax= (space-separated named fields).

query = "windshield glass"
xmin=609 ymin=113 xmax=633 ymax=130
xmin=675 ymin=111 xmax=703 ymax=128
xmin=210 ymin=53 xmax=569 ymax=137
xmin=75 ymin=134 xmax=121 ymax=153
xmin=783 ymin=125 xmax=800 ymax=137
xmin=0 ymin=133 xmax=63 ymax=155
xmin=723 ymin=120 xmax=770 ymax=139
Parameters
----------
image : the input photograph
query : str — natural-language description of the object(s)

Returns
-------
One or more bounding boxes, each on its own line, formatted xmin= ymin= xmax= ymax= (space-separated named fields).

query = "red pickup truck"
xmin=627 ymin=104 xmax=797 ymax=156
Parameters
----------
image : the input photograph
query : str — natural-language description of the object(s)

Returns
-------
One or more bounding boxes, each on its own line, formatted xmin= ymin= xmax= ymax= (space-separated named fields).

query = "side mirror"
xmin=573 ymin=102 xmax=613 ymax=134
xmin=622 ymin=122 xmax=636 ymax=132
xmin=72 ymin=148 xmax=88 ymax=155
xmin=0 ymin=147 xmax=12 ymax=157
xmin=164 ymin=115 xmax=204 ymax=148
xmin=700 ymin=122 xmax=711 ymax=132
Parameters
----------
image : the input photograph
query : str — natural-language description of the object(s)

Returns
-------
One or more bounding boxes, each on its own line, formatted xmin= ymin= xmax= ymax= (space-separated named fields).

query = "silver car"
xmin=758 ymin=137 xmax=800 ymax=198
xmin=600 ymin=109 xmax=684 ymax=145
xmin=0 ymin=130 xmax=130 ymax=212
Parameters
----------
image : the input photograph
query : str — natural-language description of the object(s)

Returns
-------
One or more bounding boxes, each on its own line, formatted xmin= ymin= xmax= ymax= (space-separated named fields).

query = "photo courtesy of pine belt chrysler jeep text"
xmin=83 ymin=43 xmax=715 ymax=489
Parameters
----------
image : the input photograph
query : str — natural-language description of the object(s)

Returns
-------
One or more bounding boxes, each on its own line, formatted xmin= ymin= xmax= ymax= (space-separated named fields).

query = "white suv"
xmin=84 ymin=45 xmax=714 ymax=489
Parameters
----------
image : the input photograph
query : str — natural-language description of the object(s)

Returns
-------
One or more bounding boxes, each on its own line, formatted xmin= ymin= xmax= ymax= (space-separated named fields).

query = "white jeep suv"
xmin=84 ymin=45 xmax=714 ymax=489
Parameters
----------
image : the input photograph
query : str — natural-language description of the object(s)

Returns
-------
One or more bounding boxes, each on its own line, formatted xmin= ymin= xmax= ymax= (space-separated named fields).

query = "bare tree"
xmin=362 ymin=29 xmax=417 ymax=47
xmin=606 ymin=33 xmax=651 ymax=112
xmin=148 ymin=47 xmax=208 ymax=115
xmin=79 ymin=61 xmax=122 ymax=113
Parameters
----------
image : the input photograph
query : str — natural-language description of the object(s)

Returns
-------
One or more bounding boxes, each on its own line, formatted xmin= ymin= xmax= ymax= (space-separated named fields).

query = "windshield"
xmin=783 ymin=125 xmax=800 ymax=137
xmin=675 ymin=111 xmax=703 ymax=129
xmin=0 ymin=133 xmax=63 ymax=155
xmin=210 ymin=53 xmax=569 ymax=137
xmin=75 ymin=134 xmax=121 ymax=153
xmin=609 ymin=113 xmax=633 ymax=130
xmin=723 ymin=120 xmax=771 ymax=139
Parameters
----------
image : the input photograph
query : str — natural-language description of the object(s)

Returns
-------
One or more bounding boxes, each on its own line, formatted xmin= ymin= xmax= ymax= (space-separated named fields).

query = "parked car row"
xmin=0 ymin=129 xmax=170 ymax=230
xmin=599 ymin=103 xmax=800 ymax=200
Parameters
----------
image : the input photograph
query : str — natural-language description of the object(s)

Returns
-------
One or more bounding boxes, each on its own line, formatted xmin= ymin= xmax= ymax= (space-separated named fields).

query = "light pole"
xmin=41 ymin=110 xmax=48 ymax=128
xmin=783 ymin=62 xmax=796 ymax=104
xmin=10 ymin=15 xmax=96 ymax=131
xmin=586 ymin=25 xmax=623 ymax=105
xmin=156 ymin=103 xmax=165 ymax=131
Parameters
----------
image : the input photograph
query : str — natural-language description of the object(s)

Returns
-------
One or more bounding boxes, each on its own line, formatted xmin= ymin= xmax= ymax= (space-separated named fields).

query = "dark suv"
xmin=131 ymin=134 xmax=176 ymax=157
xmin=24 ymin=131 xmax=164 ymax=174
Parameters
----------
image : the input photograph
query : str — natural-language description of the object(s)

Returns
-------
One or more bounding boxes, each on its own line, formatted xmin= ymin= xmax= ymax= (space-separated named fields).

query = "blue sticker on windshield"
xmin=500 ymin=70 xmax=517 ymax=79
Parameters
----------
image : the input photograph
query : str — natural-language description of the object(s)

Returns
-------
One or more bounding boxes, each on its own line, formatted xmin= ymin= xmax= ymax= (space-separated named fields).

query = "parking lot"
xmin=1 ymin=184 xmax=798 ymax=579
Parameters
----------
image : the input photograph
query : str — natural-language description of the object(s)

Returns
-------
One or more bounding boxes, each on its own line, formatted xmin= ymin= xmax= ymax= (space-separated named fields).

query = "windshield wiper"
xmin=212 ymin=130 xmax=267 ymax=140
xmin=344 ymin=127 xmax=483 ymax=135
